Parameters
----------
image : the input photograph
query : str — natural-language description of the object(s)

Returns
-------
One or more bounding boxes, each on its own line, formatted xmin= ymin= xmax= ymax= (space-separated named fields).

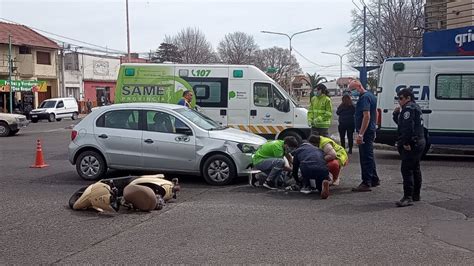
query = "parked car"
xmin=0 ymin=112 xmax=29 ymax=137
xmin=68 ymin=103 xmax=266 ymax=185
xmin=30 ymin=97 xmax=79 ymax=123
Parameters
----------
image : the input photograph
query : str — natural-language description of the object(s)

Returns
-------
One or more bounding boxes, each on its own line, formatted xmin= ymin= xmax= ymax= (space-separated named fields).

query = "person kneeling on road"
xmin=292 ymin=141 xmax=330 ymax=199
xmin=308 ymin=134 xmax=348 ymax=186
xmin=252 ymin=137 xmax=299 ymax=189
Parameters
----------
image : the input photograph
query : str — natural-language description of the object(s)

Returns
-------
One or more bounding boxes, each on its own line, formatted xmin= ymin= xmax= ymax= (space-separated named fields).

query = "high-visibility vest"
xmin=319 ymin=136 xmax=348 ymax=166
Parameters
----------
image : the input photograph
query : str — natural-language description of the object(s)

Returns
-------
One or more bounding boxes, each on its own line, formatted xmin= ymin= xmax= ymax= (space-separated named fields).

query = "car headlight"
xmin=237 ymin=143 xmax=259 ymax=154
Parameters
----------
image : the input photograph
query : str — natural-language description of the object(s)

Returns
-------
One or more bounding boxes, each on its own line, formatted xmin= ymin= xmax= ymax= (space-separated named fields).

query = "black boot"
xmin=396 ymin=197 xmax=413 ymax=207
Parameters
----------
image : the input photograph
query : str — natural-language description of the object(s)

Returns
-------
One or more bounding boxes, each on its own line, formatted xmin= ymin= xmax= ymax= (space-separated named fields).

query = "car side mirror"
xmin=176 ymin=127 xmax=193 ymax=135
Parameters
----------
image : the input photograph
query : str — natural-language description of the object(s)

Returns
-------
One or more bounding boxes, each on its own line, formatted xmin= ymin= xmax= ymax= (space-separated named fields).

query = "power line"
xmin=291 ymin=46 xmax=333 ymax=68
xmin=0 ymin=17 xmax=126 ymax=54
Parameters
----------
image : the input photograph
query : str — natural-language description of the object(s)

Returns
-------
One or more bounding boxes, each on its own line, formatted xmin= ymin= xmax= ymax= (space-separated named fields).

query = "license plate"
xmin=31 ymin=115 xmax=37 ymax=118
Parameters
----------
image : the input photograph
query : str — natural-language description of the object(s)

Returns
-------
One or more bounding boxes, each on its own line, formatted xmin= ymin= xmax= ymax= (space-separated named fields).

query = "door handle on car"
xmin=144 ymin=139 xmax=154 ymax=144
xmin=98 ymin=134 xmax=108 ymax=139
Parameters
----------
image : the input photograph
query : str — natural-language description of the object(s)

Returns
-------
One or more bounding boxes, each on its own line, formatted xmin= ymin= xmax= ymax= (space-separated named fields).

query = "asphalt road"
xmin=0 ymin=117 xmax=473 ymax=264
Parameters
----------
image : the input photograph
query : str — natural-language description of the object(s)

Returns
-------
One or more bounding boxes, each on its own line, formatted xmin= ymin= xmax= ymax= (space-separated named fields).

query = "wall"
xmin=447 ymin=0 xmax=474 ymax=29
xmin=83 ymin=80 xmax=116 ymax=103
xmin=34 ymin=48 xmax=58 ymax=78
xmin=81 ymin=54 xmax=120 ymax=81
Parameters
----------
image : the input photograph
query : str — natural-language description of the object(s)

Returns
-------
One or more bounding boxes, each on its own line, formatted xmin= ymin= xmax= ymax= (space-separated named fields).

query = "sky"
xmin=0 ymin=0 xmax=359 ymax=79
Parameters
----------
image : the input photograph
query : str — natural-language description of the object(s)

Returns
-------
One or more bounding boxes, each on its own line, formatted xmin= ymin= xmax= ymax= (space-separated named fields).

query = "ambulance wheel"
xmin=279 ymin=130 xmax=303 ymax=145
xmin=202 ymin=154 xmax=236 ymax=186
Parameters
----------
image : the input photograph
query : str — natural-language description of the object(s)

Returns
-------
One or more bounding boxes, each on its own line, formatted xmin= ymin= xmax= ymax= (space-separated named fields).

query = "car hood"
xmin=0 ymin=113 xmax=26 ymax=119
xmin=208 ymin=127 xmax=266 ymax=145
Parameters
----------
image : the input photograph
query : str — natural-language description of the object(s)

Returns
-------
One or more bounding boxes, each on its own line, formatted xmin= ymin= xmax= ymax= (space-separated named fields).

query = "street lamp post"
xmin=261 ymin=27 xmax=321 ymax=96
xmin=321 ymin=51 xmax=349 ymax=79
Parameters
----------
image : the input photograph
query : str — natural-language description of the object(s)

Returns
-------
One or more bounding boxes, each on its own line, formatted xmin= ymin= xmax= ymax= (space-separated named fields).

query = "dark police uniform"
xmin=393 ymin=101 xmax=425 ymax=201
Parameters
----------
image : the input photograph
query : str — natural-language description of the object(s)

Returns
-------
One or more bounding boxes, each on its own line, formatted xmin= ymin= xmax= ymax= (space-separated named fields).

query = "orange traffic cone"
xmin=31 ymin=139 xmax=49 ymax=168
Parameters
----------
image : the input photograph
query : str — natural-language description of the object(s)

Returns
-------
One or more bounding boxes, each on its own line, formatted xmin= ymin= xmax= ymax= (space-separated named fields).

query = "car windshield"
xmin=40 ymin=100 xmax=57 ymax=108
xmin=175 ymin=108 xmax=224 ymax=130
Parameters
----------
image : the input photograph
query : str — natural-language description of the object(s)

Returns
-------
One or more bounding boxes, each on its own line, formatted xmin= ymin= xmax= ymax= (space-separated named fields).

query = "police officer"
xmin=392 ymin=89 xmax=425 ymax=207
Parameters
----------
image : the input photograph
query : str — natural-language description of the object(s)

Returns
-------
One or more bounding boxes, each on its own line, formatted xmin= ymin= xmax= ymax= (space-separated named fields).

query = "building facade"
xmin=0 ymin=22 xmax=59 ymax=113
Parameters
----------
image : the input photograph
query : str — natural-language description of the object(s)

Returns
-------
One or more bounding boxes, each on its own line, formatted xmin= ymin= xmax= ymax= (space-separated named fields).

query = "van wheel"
xmin=279 ymin=130 xmax=303 ymax=144
xmin=31 ymin=118 xmax=38 ymax=123
xmin=0 ymin=122 xmax=11 ymax=137
xmin=56 ymin=118 xmax=62 ymax=122
xmin=202 ymin=154 xmax=236 ymax=186
xmin=71 ymin=112 xmax=78 ymax=120
xmin=48 ymin=113 xmax=55 ymax=122
xmin=76 ymin=150 xmax=107 ymax=180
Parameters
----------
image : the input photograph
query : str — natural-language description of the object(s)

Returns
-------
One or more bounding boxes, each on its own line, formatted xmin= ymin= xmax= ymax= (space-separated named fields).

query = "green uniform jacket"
xmin=319 ymin=136 xmax=348 ymax=166
xmin=308 ymin=95 xmax=333 ymax=128
xmin=252 ymin=140 xmax=284 ymax=166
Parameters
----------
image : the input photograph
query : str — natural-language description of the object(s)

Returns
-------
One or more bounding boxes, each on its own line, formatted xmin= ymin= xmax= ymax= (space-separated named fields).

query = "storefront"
xmin=83 ymin=80 xmax=116 ymax=106
xmin=0 ymin=79 xmax=47 ymax=114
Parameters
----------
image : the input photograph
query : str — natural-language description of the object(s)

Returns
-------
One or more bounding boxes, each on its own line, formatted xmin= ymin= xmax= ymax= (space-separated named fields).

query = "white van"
xmin=30 ymin=97 xmax=79 ymax=123
xmin=115 ymin=64 xmax=311 ymax=141
xmin=375 ymin=56 xmax=474 ymax=154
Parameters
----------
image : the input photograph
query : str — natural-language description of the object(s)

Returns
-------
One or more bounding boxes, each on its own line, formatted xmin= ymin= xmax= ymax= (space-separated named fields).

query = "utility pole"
xmin=361 ymin=5 xmax=367 ymax=89
xmin=126 ymin=0 xmax=131 ymax=62
xmin=60 ymin=42 xmax=66 ymax=98
xmin=8 ymin=34 xmax=13 ymax=113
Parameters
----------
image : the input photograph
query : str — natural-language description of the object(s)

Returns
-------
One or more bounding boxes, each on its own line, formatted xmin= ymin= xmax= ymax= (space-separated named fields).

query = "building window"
xmin=436 ymin=74 xmax=474 ymax=100
xmin=19 ymin=46 xmax=31 ymax=54
xmin=66 ymin=87 xmax=80 ymax=101
xmin=37 ymin=51 xmax=51 ymax=65
xmin=65 ymin=53 xmax=79 ymax=71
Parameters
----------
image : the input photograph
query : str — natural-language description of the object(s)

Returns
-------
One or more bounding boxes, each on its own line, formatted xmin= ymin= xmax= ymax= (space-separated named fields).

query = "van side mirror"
xmin=282 ymin=99 xmax=290 ymax=113
xmin=176 ymin=127 xmax=193 ymax=135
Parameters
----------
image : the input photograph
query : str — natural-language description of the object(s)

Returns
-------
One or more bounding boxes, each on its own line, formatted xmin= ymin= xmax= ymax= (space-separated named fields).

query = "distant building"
xmin=291 ymin=74 xmax=312 ymax=98
xmin=0 ymin=22 xmax=60 ymax=112
xmin=425 ymin=0 xmax=474 ymax=31
xmin=336 ymin=77 xmax=356 ymax=91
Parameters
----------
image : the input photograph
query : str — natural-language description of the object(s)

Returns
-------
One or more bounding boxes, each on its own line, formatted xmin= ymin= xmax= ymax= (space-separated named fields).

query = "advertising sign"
xmin=423 ymin=26 xmax=474 ymax=56
xmin=0 ymin=80 xmax=47 ymax=92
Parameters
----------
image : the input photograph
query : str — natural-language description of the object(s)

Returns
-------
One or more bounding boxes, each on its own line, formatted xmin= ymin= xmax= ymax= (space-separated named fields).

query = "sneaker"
xmin=310 ymin=187 xmax=319 ymax=193
xmin=351 ymin=182 xmax=372 ymax=192
xmin=321 ymin=180 xmax=330 ymax=199
xmin=331 ymin=178 xmax=340 ymax=186
xmin=300 ymin=187 xmax=311 ymax=194
xmin=412 ymin=195 xmax=420 ymax=202
xmin=263 ymin=180 xmax=277 ymax=190
xmin=348 ymin=148 xmax=352 ymax=154
xmin=396 ymin=197 xmax=414 ymax=207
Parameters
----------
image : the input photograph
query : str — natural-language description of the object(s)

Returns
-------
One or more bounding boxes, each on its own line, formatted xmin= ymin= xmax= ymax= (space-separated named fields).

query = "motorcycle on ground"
xmin=69 ymin=174 xmax=180 ymax=212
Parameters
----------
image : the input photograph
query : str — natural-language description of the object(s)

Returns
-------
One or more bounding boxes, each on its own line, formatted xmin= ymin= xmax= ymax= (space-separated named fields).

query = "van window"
xmin=40 ymin=100 xmax=56 ymax=108
xmin=254 ymin=82 xmax=287 ymax=112
xmin=183 ymin=77 xmax=228 ymax=108
xmin=436 ymin=74 xmax=474 ymax=100
xmin=145 ymin=110 xmax=185 ymax=133
xmin=96 ymin=110 xmax=139 ymax=130
xmin=56 ymin=101 xmax=64 ymax=108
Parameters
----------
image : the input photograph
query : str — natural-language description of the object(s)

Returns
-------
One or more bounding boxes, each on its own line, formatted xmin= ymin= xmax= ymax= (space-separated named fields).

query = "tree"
xmin=164 ymin=27 xmax=216 ymax=64
xmin=305 ymin=72 xmax=327 ymax=89
xmin=151 ymin=43 xmax=182 ymax=63
xmin=347 ymin=0 xmax=424 ymax=66
xmin=252 ymin=47 xmax=302 ymax=90
xmin=217 ymin=32 xmax=259 ymax=64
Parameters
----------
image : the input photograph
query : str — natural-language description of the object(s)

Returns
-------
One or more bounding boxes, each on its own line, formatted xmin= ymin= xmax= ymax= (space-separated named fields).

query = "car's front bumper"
xmin=10 ymin=119 xmax=30 ymax=131
xmin=29 ymin=112 xmax=50 ymax=120
xmin=231 ymin=152 xmax=254 ymax=176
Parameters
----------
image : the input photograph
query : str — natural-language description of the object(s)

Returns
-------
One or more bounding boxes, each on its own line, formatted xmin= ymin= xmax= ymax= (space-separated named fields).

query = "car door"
xmin=94 ymin=109 xmax=143 ymax=168
xmin=249 ymin=82 xmax=293 ymax=136
xmin=141 ymin=109 xmax=196 ymax=171
xmin=55 ymin=100 xmax=66 ymax=118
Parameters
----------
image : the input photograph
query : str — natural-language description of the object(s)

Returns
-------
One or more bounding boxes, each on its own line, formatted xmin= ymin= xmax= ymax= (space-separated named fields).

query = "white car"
xmin=0 ymin=113 xmax=29 ymax=137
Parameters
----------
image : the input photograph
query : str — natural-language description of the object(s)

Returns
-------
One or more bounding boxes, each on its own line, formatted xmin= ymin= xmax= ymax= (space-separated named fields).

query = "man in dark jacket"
xmin=292 ymin=141 xmax=330 ymax=199
xmin=393 ymin=89 xmax=425 ymax=207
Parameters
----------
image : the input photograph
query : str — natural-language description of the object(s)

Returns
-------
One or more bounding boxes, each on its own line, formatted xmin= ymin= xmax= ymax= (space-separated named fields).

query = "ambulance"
xmin=115 ymin=64 xmax=311 ymax=141
xmin=375 ymin=56 xmax=474 ymax=154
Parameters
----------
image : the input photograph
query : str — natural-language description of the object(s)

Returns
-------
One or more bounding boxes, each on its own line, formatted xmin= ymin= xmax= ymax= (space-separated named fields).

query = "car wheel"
xmin=76 ymin=150 xmax=107 ymax=181
xmin=279 ymin=130 xmax=303 ymax=144
xmin=56 ymin=118 xmax=62 ymax=122
xmin=48 ymin=113 xmax=55 ymax=122
xmin=71 ymin=112 xmax=78 ymax=120
xmin=202 ymin=154 xmax=236 ymax=186
xmin=0 ymin=122 xmax=11 ymax=137
xmin=9 ymin=129 xmax=19 ymax=136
